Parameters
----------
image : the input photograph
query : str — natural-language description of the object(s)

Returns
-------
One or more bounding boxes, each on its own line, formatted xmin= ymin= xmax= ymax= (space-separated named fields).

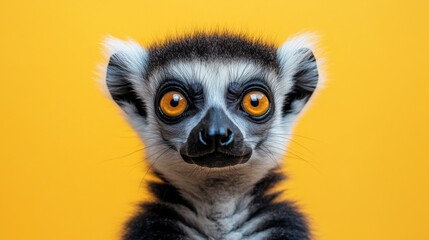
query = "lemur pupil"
xmin=250 ymin=96 xmax=259 ymax=107
xmin=170 ymin=97 xmax=179 ymax=107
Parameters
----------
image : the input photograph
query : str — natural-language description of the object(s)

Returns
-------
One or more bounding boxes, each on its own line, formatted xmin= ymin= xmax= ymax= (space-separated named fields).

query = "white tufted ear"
xmin=103 ymin=36 xmax=149 ymax=118
xmin=277 ymin=34 xmax=319 ymax=116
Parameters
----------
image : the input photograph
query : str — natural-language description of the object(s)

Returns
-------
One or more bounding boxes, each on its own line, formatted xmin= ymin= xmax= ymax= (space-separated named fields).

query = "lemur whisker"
xmin=260 ymin=141 xmax=309 ymax=157
xmin=100 ymin=147 xmax=145 ymax=163
xmin=269 ymin=132 xmax=319 ymax=141
xmin=140 ymin=146 xmax=175 ymax=179
xmin=105 ymin=140 xmax=182 ymax=165
xmin=138 ymin=147 xmax=175 ymax=190
xmin=258 ymin=145 xmax=281 ymax=169
xmin=245 ymin=139 xmax=317 ymax=170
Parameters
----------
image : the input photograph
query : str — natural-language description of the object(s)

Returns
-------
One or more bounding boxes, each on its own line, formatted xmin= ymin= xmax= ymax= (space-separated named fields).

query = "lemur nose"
xmin=198 ymin=128 xmax=234 ymax=147
xmin=183 ymin=107 xmax=247 ymax=159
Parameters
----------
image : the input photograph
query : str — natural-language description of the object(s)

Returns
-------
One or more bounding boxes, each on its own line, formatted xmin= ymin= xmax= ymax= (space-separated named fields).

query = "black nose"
xmin=183 ymin=107 xmax=246 ymax=158
xmin=180 ymin=107 xmax=252 ymax=167
xmin=198 ymin=128 xmax=234 ymax=147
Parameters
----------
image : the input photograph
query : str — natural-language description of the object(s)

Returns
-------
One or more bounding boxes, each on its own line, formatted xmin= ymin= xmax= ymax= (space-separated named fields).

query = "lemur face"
xmin=150 ymin=61 xmax=279 ymax=168
xmin=105 ymin=33 xmax=318 ymax=175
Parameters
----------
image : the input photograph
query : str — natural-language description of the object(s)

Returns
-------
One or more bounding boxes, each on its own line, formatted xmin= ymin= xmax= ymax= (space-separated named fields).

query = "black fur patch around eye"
xmin=188 ymin=82 xmax=204 ymax=105
xmin=155 ymin=80 xmax=204 ymax=124
xmin=226 ymin=82 xmax=242 ymax=103
xmin=226 ymin=80 xmax=275 ymax=123
xmin=106 ymin=54 xmax=147 ymax=118
xmin=146 ymin=32 xmax=280 ymax=77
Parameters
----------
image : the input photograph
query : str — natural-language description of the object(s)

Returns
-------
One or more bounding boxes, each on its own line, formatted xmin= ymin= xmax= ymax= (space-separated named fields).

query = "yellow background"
xmin=1 ymin=0 xmax=428 ymax=239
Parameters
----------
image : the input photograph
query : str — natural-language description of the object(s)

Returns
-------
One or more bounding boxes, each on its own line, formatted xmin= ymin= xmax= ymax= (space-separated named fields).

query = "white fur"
xmin=103 ymin=36 xmax=149 ymax=96
xmin=277 ymin=33 xmax=317 ymax=84
xmin=103 ymin=36 xmax=147 ymax=68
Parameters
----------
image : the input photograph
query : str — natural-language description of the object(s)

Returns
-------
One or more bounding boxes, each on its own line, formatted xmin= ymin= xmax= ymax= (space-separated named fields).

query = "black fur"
xmin=123 ymin=170 xmax=310 ymax=240
xmin=146 ymin=32 xmax=280 ymax=77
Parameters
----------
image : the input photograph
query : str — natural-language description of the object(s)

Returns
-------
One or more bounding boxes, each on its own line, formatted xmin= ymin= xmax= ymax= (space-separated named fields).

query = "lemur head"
xmin=104 ymin=33 xmax=318 ymax=180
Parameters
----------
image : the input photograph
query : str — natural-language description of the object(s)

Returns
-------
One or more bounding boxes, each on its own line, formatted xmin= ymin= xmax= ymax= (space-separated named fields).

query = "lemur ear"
xmin=104 ymin=37 xmax=148 ymax=118
xmin=277 ymin=35 xmax=319 ymax=116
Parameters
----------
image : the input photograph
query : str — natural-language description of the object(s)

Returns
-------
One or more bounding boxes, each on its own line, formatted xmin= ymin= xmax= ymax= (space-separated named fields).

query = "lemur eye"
xmin=241 ymin=91 xmax=270 ymax=117
xmin=159 ymin=91 xmax=188 ymax=117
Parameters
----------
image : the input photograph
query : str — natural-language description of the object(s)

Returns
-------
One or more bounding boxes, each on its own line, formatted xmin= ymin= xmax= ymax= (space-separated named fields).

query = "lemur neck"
xmin=151 ymin=167 xmax=282 ymax=218
xmin=146 ymin=169 xmax=284 ymax=239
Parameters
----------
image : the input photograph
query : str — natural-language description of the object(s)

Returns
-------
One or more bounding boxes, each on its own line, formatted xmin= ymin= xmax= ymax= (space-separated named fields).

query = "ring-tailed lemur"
xmin=103 ymin=32 xmax=319 ymax=240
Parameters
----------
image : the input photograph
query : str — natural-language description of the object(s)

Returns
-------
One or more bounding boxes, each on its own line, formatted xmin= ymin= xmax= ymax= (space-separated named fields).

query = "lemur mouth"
xmin=181 ymin=151 xmax=252 ymax=168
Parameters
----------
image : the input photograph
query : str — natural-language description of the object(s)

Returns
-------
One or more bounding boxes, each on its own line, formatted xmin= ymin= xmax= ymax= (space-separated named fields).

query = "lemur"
xmin=103 ymin=32 xmax=319 ymax=240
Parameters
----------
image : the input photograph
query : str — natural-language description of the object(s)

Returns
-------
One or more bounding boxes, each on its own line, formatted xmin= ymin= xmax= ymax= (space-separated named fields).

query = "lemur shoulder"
xmin=103 ymin=32 xmax=320 ymax=240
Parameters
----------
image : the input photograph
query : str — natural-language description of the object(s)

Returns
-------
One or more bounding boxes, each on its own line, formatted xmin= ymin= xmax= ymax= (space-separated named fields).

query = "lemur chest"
xmin=175 ymin=197 xmax=268 ymax=240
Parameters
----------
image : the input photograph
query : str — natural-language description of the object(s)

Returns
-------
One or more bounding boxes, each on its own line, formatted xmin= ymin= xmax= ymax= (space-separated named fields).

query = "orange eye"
xmin=242 ymin=91 xmax=270 ymax=117
xmin=159 ymin=91 xmax=187 ymax=117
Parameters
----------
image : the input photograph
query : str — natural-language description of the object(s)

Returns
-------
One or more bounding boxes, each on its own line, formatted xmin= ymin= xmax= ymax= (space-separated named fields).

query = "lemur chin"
xmin=103 ymin=32 xmax=319 ymax=240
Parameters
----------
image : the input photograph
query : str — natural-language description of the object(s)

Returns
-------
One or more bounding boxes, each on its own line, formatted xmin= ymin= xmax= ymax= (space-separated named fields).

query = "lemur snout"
xmin=180 ymin=107 xmax=252 ymax=168
xmin=198 ymin=108 xmax=234 ymax=147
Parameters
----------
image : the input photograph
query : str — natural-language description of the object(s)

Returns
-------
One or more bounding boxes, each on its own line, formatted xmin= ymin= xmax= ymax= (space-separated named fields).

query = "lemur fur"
xmin=103 ymin=32 xmax=319 ymax=240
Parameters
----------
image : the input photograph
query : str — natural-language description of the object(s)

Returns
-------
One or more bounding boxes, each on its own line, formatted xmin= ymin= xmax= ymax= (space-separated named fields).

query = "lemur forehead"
xmin=146 ymin=33 xmax=280 ymax=78
xmin=152 ymin=60 xmax=277 ymax=88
